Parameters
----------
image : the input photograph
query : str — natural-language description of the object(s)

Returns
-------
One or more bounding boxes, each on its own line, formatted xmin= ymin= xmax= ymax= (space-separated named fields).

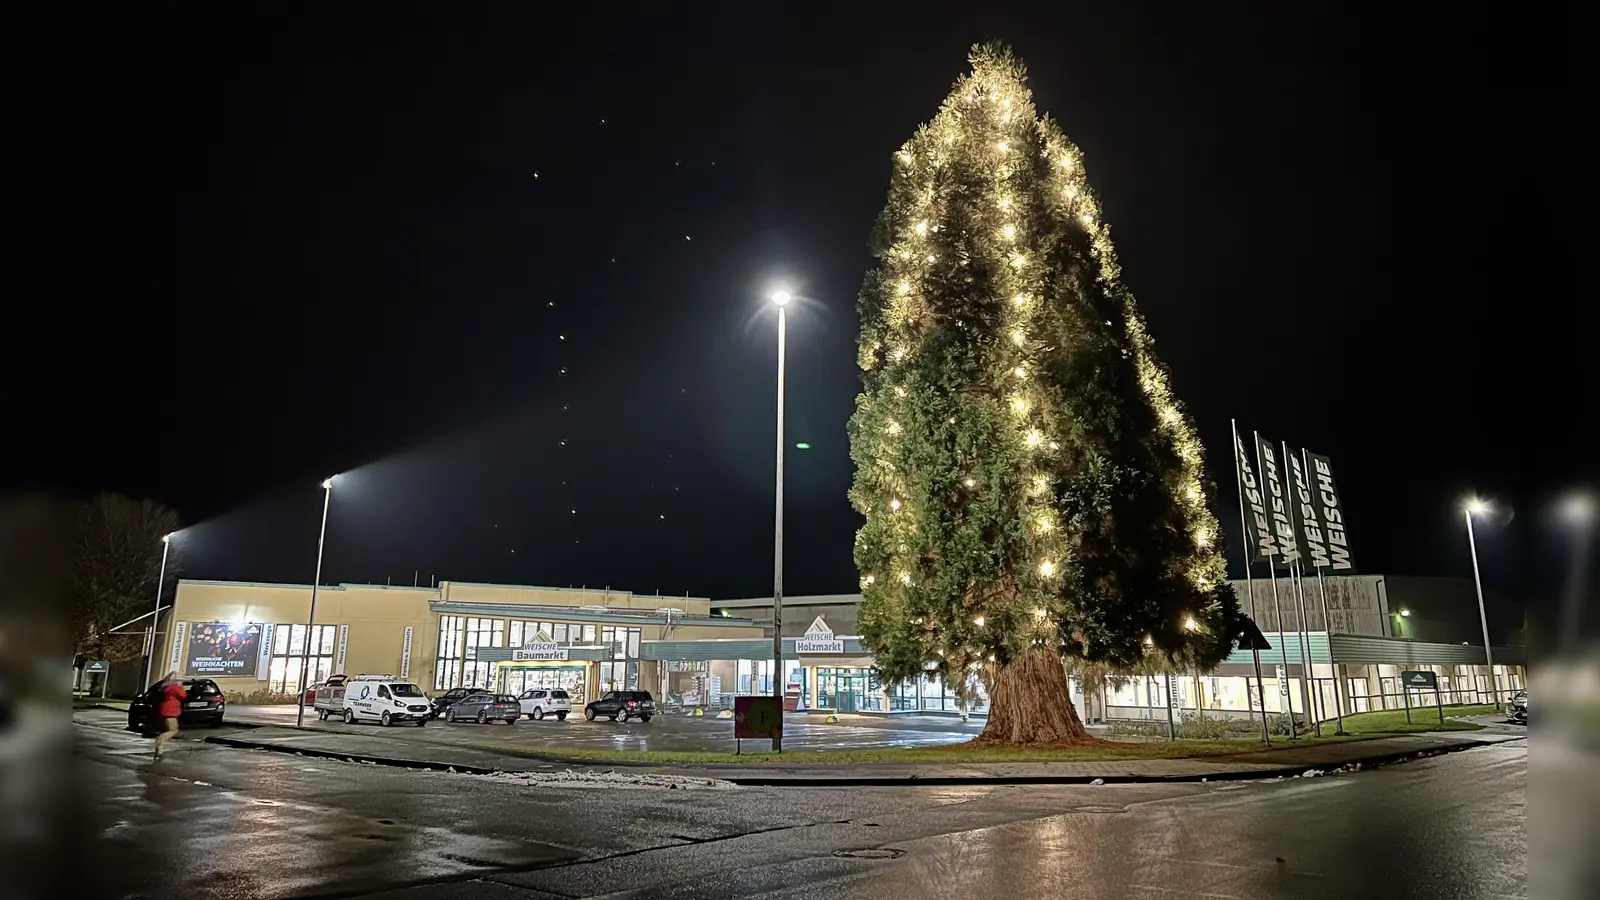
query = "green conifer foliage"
xmin=849 ymin=44 xmax=1245 ymax=743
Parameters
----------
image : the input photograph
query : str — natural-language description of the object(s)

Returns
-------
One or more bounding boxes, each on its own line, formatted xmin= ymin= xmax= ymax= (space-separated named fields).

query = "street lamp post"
xmin=142 ymin=533 xmax=173 ymax=689
xmin=296 ymin=477 xmax=335 ymax=727
xmin=1463 ymin=499 xmax=1498 ymax=711
xmin=769 ymin=290 xmax=790 ymax=752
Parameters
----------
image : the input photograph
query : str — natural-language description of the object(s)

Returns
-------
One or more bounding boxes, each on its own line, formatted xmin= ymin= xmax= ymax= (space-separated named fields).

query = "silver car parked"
xmin=442 ymin=692 xmax=521 ymax=724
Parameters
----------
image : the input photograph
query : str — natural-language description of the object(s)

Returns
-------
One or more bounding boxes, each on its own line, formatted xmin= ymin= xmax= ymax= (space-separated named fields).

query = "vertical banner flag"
xmin=335 ymin=624 xmax=350 ymax=673
xmin=168 ymin=622 xmax=186 ymax=673
xmin=1234 ymin=427 xmax=1277 ymax=562
xmin=1248 ymin=435 xmax=1299 ymax=566
xmin=1253 ymin=434 xmax=1300 ymax=568
xmin=256 ymin=624 xmax=274 ymax=681
xmin=401 ymin=626 xmax=414 ymax=679
xmin=1286 ymin=451 xmax=1331 ymax=571
xmin=1279 ymin=441 xmax=1313 ymax=565
xmin=1305 ymin=451 xmax=1357 ymax=573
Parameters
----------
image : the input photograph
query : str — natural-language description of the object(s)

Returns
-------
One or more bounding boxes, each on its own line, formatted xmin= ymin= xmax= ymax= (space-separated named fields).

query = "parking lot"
xmin=216 ymin=703 xmax=985 ymax=753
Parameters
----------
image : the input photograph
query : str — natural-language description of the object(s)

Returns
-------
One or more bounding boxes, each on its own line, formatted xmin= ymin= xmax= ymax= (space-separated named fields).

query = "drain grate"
xmin=833 ymin=848 xmax=906 ymax=860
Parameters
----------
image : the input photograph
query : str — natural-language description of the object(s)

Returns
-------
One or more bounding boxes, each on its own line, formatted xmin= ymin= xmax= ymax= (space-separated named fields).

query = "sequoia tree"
xmin=849 ymin=44 xmax=1245 ymax=745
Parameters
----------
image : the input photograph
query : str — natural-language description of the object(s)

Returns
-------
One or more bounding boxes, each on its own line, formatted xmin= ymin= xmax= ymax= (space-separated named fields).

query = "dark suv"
xmin=584 ymin=690 xmax=656 ymax=722
xmin=429 ymin=686 xmax=483 ymax=719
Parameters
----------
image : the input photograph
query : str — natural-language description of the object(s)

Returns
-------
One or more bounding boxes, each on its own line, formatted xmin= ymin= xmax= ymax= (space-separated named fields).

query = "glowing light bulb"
xmin=1012 ymin=329 xmax=1025 ymax=345
xmin=864 ymin=574 xmax=876 ymax=584
xmin=1080 ymin=213 xmax=1095 ymax=227
xmin=1013 ymin=293 xmax=1028 ymax=306
xmin=974 ymin=616 xmax=985 ymax=627
xmin=915 ymin=221 xmax=928 ymax=235
xmin=997 ymin=141 xmax=1009 ymax=152
xmin=1002 ymin=98 xmax=1011 ymax=108
xmin=900 ymin=572 xmax=912 ymax=585
xmin=1014 ymin=366 xmax=1027 ymax=378
xmin=1059 ymin=155 xmax=1075 ymax=171
xmin=1195 ymin=528 xmax=1212 ymax=548
xmin=898 ymin=150 xmax=912 ymax=163
xmin=1039 ymin=560 xmax=1055 ymax=577
xmin=1185 ymin=484 xmax=1200 ymax=502
xmin=899 ymin=280 xmax=911 ymax=294
xmin=890 ymin=498 xmax=902 ymax=511
xmin=891 ymin=347 xmax=907 ymax=362
xmin=944 ymin=135 xmax=954 ymax=145
xmin=1184 ymin=616 xmax=1198 ymax=632
xmin=886 ymin=419 xmax=902 ymax=435
xmin=926 ymin=254 xmax=936 ymax=262
xmin=1063 ymin=184 xmax=1078 ymax=200
xmin=1011 ymin=396 xmax=1028 ymax=414
xmin=1011 ymin=254 xmax=1027 ymax=269
xmin=1036 ymin=515 xmax=1053 ymax=533
xmin=1001 ymin=224 xmax=1016 ymax=240
xmin=964 ymin=477 xmax=976 ymax=488
xmin=1025 ymin=429 xmax=1044 ymax=448
xmin=1144 ymin=635 xmax=1154 ymax=646
xmin=1033 ymin=607 xmax=1046 ymax=618
xmin=1048 ymin=441 xmax=1060 ymax=451
xmin=998 ymin=197 xmax=1012 ymax=209
xmin=894 ymin=386 xmax=907 ymax=398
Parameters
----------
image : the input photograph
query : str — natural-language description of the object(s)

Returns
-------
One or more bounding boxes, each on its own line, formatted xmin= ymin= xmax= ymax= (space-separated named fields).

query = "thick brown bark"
xmin=975 ymin=647 xmax=1106 ymax=746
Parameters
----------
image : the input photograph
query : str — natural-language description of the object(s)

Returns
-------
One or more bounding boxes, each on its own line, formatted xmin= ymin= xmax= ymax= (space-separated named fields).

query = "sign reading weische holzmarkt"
xmin=795 ymin=616 xmax=844 ymax=654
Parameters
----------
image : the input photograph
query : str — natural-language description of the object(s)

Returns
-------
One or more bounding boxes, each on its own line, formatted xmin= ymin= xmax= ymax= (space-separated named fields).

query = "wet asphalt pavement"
xmin=220 ymin=704 xmax=989 ymax=752
xmin=65 ymin=716 xmax=1528 ymax=899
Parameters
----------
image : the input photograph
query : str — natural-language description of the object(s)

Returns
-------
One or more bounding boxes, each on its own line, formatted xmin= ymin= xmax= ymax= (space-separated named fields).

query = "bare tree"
xmin=69 ymin=494 xmax=182 ymax=662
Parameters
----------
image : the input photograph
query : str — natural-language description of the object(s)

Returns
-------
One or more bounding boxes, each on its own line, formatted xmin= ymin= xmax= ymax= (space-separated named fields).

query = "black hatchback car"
xmin=127 ymin=678 xmax=226 ymax=732
xmin=429 ymin=686 xmax=483 ymax=719
xmin=584 ymin=690 xmax=656 ymax=722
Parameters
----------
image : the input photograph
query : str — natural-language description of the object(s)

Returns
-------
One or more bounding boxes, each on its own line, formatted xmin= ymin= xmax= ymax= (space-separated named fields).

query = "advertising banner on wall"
xmin=401 ymin=626 xmax=414 ymax=678
xmin=1305 ymin=451 xmax=1357 ymax=573
xmin=335 ymin=624 xmax=350 ymax=673
xmin=169 ymin=622 xmax=186 ymax=673
xmin=1253 ymin=434 xmax=1300 ymax=567
xmin=256 ymin=624 xmax=274 ymax=682
xmin=185 ymin=623 xmax=263 ymax=677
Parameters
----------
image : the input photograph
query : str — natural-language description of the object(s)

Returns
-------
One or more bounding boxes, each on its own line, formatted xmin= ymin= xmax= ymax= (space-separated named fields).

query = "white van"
xmin=338 ymin=674 xmax=431 ymax=727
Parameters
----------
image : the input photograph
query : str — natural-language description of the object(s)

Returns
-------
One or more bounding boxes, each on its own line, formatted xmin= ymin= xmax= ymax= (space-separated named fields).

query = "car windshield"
xmin=1514 ymin=691 xmax=1527 ymax=700
xmin=390 ymin=683 xmax=424 ymax=698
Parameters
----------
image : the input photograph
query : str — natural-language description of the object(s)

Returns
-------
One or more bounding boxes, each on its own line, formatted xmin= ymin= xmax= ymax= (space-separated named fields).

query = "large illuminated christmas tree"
xmin=849 ymin=44 xmax=1245 ymax=745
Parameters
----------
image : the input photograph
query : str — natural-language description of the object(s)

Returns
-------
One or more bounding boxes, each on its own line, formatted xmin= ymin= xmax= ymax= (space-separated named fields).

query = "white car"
xmin=517 ymin=688 xmax=572 ymax=721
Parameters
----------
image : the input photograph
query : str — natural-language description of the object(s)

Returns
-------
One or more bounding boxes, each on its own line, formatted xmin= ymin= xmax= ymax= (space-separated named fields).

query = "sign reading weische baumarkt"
xmin=513 ymin=642 xmax=568 ymax=662
xmin=795 ymin=616 xmax=844 ymax=654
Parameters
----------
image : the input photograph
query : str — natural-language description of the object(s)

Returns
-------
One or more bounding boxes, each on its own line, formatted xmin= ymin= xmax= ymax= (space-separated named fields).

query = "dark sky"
xmin=18 ymin=4 xmax=1581 ymax=603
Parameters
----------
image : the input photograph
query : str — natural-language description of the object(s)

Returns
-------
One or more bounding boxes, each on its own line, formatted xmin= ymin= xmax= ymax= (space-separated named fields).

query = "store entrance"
xmin=500 ymin=665 xmax=588 ymax=707
xmin=816 ymin=668 xmax=870 ymax=713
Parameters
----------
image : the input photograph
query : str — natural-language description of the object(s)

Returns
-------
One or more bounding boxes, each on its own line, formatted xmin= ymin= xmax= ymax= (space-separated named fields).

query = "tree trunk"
xmin=976 ymin=647 xmax=1106 ymax=746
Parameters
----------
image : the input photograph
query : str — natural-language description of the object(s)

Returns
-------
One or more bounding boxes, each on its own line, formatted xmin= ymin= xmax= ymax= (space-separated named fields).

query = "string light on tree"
xmin=848 ymin=43 xmax=1242 ymax=747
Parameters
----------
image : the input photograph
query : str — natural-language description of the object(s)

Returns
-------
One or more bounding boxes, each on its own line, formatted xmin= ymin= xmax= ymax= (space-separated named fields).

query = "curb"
xmin=200 ymin=732 xmax=1500 ymax=786
xmin=203 ymin=734 xmax=505 ymax=775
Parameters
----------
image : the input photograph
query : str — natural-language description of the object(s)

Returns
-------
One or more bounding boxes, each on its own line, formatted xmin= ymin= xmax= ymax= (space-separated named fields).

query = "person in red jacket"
xmin=153 ymin=672 xmax=187 ymax=761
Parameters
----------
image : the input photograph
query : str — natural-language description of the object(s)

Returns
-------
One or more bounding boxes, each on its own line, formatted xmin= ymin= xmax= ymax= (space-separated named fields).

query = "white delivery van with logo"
xmin=339 ymin=674 xmax=431 ymax=727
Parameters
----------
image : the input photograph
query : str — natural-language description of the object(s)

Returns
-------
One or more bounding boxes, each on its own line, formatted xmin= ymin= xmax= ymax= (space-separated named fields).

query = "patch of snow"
xmin=478 ymin=769 xmax=737 ymax=790
xmin=1089 ymin=778 xmax=1104 ymax=786
xmin=1300 ymin=769 xmax=1323 ymax=778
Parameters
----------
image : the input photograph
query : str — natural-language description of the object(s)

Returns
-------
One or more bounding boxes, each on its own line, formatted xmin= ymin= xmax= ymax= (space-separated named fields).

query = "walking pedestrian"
xmin=153 ymin=671 xmax=186 ymax=761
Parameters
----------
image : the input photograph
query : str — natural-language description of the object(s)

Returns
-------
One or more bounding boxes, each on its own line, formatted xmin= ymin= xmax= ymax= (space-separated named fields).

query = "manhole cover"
xmin=833 ymin=848 xmax=906 ymax=860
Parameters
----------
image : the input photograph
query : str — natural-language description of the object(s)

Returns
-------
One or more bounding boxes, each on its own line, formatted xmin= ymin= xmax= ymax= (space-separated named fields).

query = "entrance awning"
xmin=642 ymin=637 xmax=869 ymax=661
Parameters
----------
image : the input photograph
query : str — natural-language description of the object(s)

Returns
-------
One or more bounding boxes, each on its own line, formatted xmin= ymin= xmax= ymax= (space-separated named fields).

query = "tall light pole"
xmin=1463 ymin=498 xmax=1498 ymax=711
xmin=142 ymin=533 xmax=174 ymax=689
xmin=296 ymin=477 xmax=334 ymax=727
xmin=769 ymin=289 xmax=789 ymax=752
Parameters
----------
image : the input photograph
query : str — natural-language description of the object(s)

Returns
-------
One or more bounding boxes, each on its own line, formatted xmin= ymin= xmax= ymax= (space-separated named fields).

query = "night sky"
xmin=18 ymin=5 xmax=1578 ymax=603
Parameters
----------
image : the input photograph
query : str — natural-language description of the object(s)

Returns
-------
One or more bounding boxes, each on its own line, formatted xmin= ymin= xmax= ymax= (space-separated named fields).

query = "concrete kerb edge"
xmin=199 ymin=732 xmax=1502 ymax=786
xmin=202 ymin=734 xmax=505 ymax=775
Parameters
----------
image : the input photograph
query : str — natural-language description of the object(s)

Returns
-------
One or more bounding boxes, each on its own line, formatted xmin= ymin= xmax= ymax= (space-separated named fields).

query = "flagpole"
xmin=1304 ymin=448 xmax=1346 ymax=734
xmin=1231 ymin=419 xmax=1271 ymax=746
xmin=1290 ymin=560 xmax=1321 ymax=736
xmin=1255 ymin=432 xmax=1297 ymax=740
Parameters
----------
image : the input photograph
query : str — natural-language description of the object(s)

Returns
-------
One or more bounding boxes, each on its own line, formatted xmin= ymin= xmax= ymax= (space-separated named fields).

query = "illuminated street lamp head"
xmin=1560 ymin=491 xmax=1597 ymax=526
xmin=321 ymin=477 xmax=334 ymax=490
xmin=770 ymin=290 xmax=792 ymax=307
xmin=1465 ymin=497 xmax=1489 ymax=516
xmin=1398 ymin=608 xmax=1411 ymax=617
xmin=161 ymin=533 xmax=172 ymax=544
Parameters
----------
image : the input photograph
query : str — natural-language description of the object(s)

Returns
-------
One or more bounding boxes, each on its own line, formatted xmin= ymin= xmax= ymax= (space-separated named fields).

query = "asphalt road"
xmin=221 ymin=704 xmax=988 ymax=752
xmin=61 ymin=716 xmax=1530 ymax=900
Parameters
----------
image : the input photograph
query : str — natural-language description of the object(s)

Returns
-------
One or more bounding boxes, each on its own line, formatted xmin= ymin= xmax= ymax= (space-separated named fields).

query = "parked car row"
xmin=128 ymin=674 xmax=655 ymax=732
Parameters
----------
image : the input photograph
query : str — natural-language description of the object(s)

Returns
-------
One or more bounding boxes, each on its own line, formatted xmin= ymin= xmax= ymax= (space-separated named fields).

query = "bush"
xmin=1225 ymin=717 xmax=1263 ymax=734
xmin=1175 ymin=712 xmax=1229 ymax=740
xmin=229 ymin=689 xmax=300 ymax=706
xmin=1107 ymin=720 xmax=1165 ymax=738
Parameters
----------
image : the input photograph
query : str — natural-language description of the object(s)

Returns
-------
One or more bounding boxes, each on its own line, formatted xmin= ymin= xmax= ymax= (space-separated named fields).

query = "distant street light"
xmin=296 ymin=476 xmax=336 ymax=727
xmin=1462 ymin=497 xmax=1499 ymax=710
xmin=768 ymin=289 xmax=789 ymax=752
xmin=142 ymin=533 xmax=175 ymax=689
